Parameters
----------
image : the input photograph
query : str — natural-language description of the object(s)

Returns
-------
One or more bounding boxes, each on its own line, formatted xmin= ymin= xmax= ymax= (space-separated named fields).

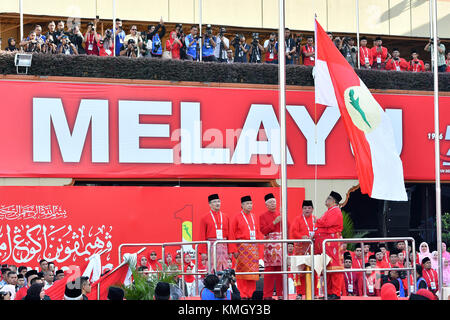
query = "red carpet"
xmin=183 ymin=294 xmax=408 ymax=300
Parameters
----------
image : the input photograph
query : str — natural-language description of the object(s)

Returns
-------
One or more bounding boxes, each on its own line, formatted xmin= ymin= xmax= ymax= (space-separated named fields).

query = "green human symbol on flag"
xmin=349 ymin=89 xmax=371 ymax=129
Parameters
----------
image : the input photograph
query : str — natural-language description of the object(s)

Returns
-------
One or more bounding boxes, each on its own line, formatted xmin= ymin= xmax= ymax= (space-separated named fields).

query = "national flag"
xmin=86 ymin=262 xmax=132 ymax=300
xmin=313 ymin=19 xmax=407 ymax=201
xmin=45 ymin=259 xmax=90 ymax=300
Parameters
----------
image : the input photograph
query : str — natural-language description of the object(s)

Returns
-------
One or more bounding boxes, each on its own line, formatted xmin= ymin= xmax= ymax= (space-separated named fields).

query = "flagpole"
xmin=278 ymin=0 xmax=288 ymax=301
xmin=356 ymin=0 xmax=360 ymax=69
xmin=19 ymin=0 xmax=23 ymax=43
xmin=431 ymin=0 xmax=443 ymax=300
xmin=112 ymin=0 xmax=116 ymax=57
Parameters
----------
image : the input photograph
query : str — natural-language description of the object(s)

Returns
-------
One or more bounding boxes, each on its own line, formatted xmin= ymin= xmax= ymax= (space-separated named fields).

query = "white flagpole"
xmin=431 ymin=0 xmax=443 ymax=300
xmin=278 ymin=0 xmax=288 ymax=301
xmin=199 ymin=0 xmax=202 ymax=61
xmin=356 ymin=0 xmax=360 ymax=69
xmin=19 ymin=0 xmax=23 ymax=43
xmin=112 ymin=0 xmax=116 ymax=57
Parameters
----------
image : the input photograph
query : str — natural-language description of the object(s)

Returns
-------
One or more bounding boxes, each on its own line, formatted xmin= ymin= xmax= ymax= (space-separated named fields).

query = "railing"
xmin=212 ymin=239 xmax=315 ymax=300
xmin=322 ymin=237 xmax=416 ymax=300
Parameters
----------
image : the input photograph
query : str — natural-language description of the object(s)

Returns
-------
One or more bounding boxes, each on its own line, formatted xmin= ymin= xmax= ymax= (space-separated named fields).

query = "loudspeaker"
xmin=385 ymin=200 xmax=411 ymax=237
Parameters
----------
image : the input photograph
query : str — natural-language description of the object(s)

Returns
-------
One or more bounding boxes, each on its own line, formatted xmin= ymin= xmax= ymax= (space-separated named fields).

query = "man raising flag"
xmin=314 ymin=19 xmax=407 ymax=202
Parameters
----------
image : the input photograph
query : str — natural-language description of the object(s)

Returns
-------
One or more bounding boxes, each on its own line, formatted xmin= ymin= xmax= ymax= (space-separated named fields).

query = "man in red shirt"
xmin=289 ymin=200 xmax=318 ymax=299
xmin=385 ymin=48 xmax=409 ymax=71
xmin=199 ymin=193 xmax=230 ymax=272
xmin=302 ymin=35 xmax=315 ymax=66
xmin=363 ymin=244 xmax=373 ymax=263
xmin=421 ymin=257 xmax=439 ymax=294
xmin=446 ymin=52 xmax=450 ymax=72
xmin=166 ymin=30 xmax=183 ymax=60
xmin=370 ymin=36 xmax=389 ymax=69
xmin=230 ymin=195 xmax=261 ymax=299
xmin=408 ymin=49 xmax=425 ymax=72
xmin=359 ymin=36 xmax=372 ymax=69
xmin=315 ymin=191 xmax=344 ymax=300
xmin=343 ymin=255 xmax=361 ymax=296
xmin=259 ymin=193 xmax=283 ymax=300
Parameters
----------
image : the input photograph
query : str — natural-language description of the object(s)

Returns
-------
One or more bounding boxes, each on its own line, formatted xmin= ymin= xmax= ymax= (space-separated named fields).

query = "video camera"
xmin=232 ymin=33 xmax=241 ymax=46
xmin=251 ymin=32 xmax=259 ymax=46
xmin=213 ymin=269 xmax=235 ymax=299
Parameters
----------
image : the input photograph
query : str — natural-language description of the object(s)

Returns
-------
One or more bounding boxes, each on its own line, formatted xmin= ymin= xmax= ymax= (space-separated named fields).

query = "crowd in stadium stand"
xmin=1 ymin=18 xmax=449 ymax=72
xmin=0 ymin=240 xmax=448 ymax=300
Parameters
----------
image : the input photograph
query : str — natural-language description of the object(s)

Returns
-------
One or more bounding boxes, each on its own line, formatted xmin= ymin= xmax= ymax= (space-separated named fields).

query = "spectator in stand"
xmin=424 ymin=62 xmax=431 ymax=72
xmin=4 ymin=37 xmax=18 ymax=52
xmin=185 ymin=25 xmax=199 ymax=61
xmin=22 ymin=31 xmax=41 ymax=53
xmin=408 ymin=49 xmax=425 ymax=72
xmin=174 ymin=23 xmax=187 ymax=60
xmin=385 ymin=48 xmax=408 ymax=71
xmin=123 ymin=25 xmax=143 ymax=57
xmin=233 ymin=34 xmax=250 ymax=63
xmin=114 ymin=18 xmax=126 ymax=56
xmin=54 ymin=20 xmax=68 ymax=46
xmin=359 ymin=36 xmax=372 ymax=69
xmin=446 ymin=52 xmax=450 ymax=72
xmin=226 ymin=49 xmax=234 ymax=63
xmin=84 ymin=21 xmax=100 ymax=56
xmin=302 ymin=35 xmax=315 ymax=66
xmin=98 ymin=29 xmax=115 ymax=56
xmin=166 ymin=30 xmax=183 ymax=60
xmin=343 ymin=255 xmax=360 ymax=296
xmin=68 ymin=24 xmax=85 ymax=54
xmin=327 ymin=32 xmax=333 ymax=41
xmin=147 ymin=18 xmax=166 ymax=58
xmin=424 ymin=37 xmax=446 ymax=72
xmin=285 ymin=28 xmax=296 ymax=64
xmin=421 ymin=256 xmax=438 ymax=294
xmin=57 ymin=35 xmax=78 ymax=55
xmin=202 ymin=25 xmax=217 ymax=62
xmin=339 ymin=37 xmax=357 ymax=67
xmin=45 ymin=21 xmax=57 ymax=44
xmin=371 ymin=36 xmax=389 ymax=70
xmin=214 ymin=27 xmax=229 ymax=63
xmin=264 ymin=32 xmax=278 ymax=64
xmin=34 ymin=25 xmax=46 ymax=44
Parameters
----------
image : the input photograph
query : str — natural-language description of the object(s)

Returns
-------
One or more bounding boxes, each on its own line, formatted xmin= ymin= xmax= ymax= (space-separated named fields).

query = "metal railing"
xmin=212 ymin=239 xmax=315 ymax=300
xmin=322 ymin=237 xmax=416 ymax=300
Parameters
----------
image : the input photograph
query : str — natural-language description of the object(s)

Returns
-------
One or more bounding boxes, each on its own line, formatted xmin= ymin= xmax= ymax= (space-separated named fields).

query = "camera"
xmin=105 ymin=29 xmax=112 ymax=39
xmin=232 ymin=33 xmax=240 ymax=46
xmin=251 ymin=32 xmax=259 ymax=45
xmin=219 ymin=27 xmax=226 ymax=38
xmin=205 ymin=24 xmax=213 ymax=38
xmin=213 ymin=269 xmax=235 ymax=299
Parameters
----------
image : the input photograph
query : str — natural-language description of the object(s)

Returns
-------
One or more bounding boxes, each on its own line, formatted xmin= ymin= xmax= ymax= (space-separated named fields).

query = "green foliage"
xmin=342 ymin=210 xmax=369 ymax=251
xmin=121 ymin=263 xmax=179 ymax=300
xmin=443 ymin=212 xmax=450 ymax=244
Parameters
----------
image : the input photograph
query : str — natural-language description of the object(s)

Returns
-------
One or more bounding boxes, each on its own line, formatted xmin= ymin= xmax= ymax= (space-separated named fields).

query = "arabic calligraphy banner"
xmin=0 ymin=79 xmax=449 ymax=180
xmin=0 ymin=186 xmax=304 ymax=269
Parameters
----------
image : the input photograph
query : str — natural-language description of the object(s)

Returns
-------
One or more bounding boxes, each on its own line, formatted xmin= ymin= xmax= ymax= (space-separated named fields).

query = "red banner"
xmin=0 ymin=186 xmax=304 ymax=269
xmin=0 ymin=79 xmax=449 ymax=180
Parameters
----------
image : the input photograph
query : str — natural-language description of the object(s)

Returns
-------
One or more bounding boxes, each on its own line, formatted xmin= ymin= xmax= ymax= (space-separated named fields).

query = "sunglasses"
xmin=131 ymin=29 xmax=137 ymax=31
xmin=150 ymin=253 xmax=157 ymax=256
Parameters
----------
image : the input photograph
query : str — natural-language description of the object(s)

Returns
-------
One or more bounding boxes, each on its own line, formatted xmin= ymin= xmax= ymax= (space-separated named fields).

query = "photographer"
xmin=22 ymin=31 xmax=41 ymax=53
xmin=146 ymin=17 xmax=166 ymax=58
xmin=57 ymin=35 xmax=78 ymax=55
xmin=200 ymin=271 xmax=240 ymax=300
xmin=114 ymin=18 xmax=126 ymax=56
xmin=424 ymin=37 xmax=446 ymax=72
xmin=202 ymin=24 xmax=217 ymax=62
xmin=370 ymin=36 xmax=390 ymax=70
xmin=249 ymin=32 xmax=264 ymax=63
xmin=120 ymin=38 xmax=138 ymax=58
xmin=20 ymin=25 xmax=46 ymax=48
xmin=68 ymin=24 xmax=85 ymax=55
xmin=166 ymin=30 xmax=183 ymax=60
xmin=84 ymin=20 xmax=100 ymax=55
xmin=408 ymin=49 xmax=425 ymax=72
xmin=385 ymin=48 xmax=408 ymax=71
xmin=232 ymin=34 xmax=250 ymax=63
xmin=285 ymin=28 xmax=296 ymax=64
xmin=123 ymin=25 xmax=143 ymax=57
xmin=214 ymin=27 xmax=229 ymax=62
xmin=339 ymin=37 xmax=357 ymax=67
xmin=174 ymin=23 xmax=187 ymax=60
xmin=294 ymin=34 xmax=303 ymax=64
xmin=185 ymin=25 xmax=199 ymax=61
xmin=98 ymin=29 xmax=115 ymax=56
xmin=264 ymin=32 xmax=278 ymax=64
xmin=41 ymin=35 xmax=57 ymax=54
xmin=54 ymin=20 xmax=68 ymax=46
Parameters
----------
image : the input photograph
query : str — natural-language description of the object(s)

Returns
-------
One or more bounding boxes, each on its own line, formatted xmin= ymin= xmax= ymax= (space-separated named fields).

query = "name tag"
xmin=410 ymin=285 xmax=415 ymax=293
xmin=348 ymin=284 xmax=353 ymax=293
xmin=396 ymin=66 xmax=400 ymax=71
xmin=216 ymin=229 xmax=223 ymax=240
xmin=250 ymin=230 xmax=256 ymax=240
xmin=431 ymin=282 xmax=436 ymax=290
xmin=377 ymin=57 xmax=381 ymax=64
xmin=65 ymin=50 xmax=71 ymax=55
xmin=270 ymin=53 xmax=274 ymax=60
xmin=286 ymin=46 xmax=290 ymax=54
xmin=368 ymin=284 xmax=374 ymax=294
xmin=310 ymin=56 xmax=314 ymax=61
xmin=309 ymin=231 xmax=315 ymax=238
xmin=120 ymin=38 xmax=124 ymax=44
xmin=88 ymin=44 xmax=94 ymax=51
xmin=105 ymin=49 xmax=111 ymax=56
xmin=364 ymin=57 xmax=369 ymax=64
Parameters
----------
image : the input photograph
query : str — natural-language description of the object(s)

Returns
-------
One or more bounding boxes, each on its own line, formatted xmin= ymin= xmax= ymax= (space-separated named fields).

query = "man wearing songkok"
xmin=199 ymin=193 xmax=230 ymax=271
xmin=289 ymin=200 xmax=318 ymax=299
xmin=259 ymin=193 xmax=283 ymax=300
xmin=230 ymin=195 xmax=261 ymax=299
xmin=314 ymin=191 xmax=344 ymax=300
xmin=421 ymin=257 xmax=439 ymax=294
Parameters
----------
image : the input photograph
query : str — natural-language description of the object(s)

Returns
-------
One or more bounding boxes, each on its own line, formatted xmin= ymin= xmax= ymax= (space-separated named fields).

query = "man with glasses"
xmin=314 ymin=191 xmax=344 ymax=300
xmin=123 ymin=25 xmax=143 ymax=57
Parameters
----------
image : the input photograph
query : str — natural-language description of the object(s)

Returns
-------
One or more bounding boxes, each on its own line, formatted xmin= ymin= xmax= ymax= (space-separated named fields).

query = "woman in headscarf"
xmin=23 ymin=283 xmax=46 ymax=300
xmin=137 ymin=255 xmax=148 ymax=268
xmin=431 ymin=251 xmax=439 ymax=271
xmin=443 ymin=258 xmax=450 ymax=287
xmin=5 ymin=38 xmax=18 ymax=52
xmin=418 ymin=242 xmax=432 ymax=264
xmin=148 ymin=250 xmax=162 ymax=272
xmin=442 ymin=242 xmax=450 ymax=262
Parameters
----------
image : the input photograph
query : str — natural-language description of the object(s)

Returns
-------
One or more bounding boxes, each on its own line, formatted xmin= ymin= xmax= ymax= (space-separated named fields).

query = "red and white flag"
xmin=45 ymin=259 xmax=90 ymax=300
xmin=314 ymin=19 xmax=407 ymax=201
